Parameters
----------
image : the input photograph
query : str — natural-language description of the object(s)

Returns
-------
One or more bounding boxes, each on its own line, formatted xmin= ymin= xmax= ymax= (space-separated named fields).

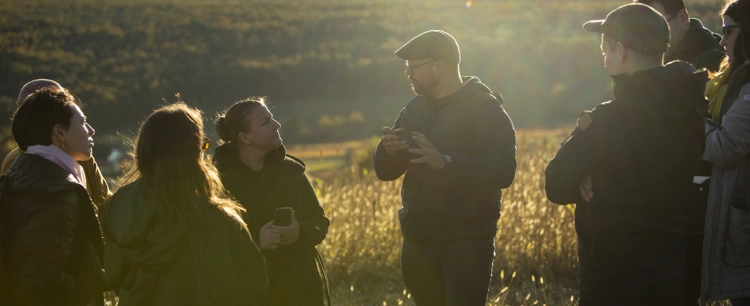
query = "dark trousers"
xmin=401 ymin=238 xmax=495 ymax=306
xmin=578 ymin=232 xmax=686 ymax=306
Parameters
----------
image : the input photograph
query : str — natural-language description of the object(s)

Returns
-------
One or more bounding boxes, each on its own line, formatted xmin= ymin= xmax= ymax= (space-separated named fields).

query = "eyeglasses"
xmin=723 ymin=24 xmax=740 ymax=37
xmin=202 ymin=136 xmax=211 ymax=152
xmin=405 ymin=60 xmax=438 ymax=75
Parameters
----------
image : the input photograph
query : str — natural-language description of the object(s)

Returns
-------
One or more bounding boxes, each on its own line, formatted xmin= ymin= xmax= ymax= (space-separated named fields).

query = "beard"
xmin=409 ymin=76 xmax=438 ymax=97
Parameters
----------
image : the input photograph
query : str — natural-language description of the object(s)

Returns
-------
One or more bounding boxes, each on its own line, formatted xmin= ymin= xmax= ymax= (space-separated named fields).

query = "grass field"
xmin=301 ymin=128 xmax=578 ymax=305
xmin=296 ymin=128 xmax=731 ymax=306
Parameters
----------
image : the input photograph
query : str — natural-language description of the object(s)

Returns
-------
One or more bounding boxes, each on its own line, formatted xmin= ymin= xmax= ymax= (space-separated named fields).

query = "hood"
xmin=667 ymin=19 xmax=723 ymax=62
xmin=5 ymin=153 xmax=83 ymax=193
xmin=455 ymin=76 xmax=504 ymax=104
xmin=213 ymin=142 xmax=305 ymax=177
xmin=104 ymin=179 xmax=185 ymax=272
xmin=614 ymin=61 xmax=707 ymax=122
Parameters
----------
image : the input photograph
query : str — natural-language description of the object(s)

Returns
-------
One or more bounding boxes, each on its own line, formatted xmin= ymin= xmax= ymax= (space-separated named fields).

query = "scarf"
xmin=706 ymin=67 xmax=731 ymax=122
xmin=27 ymin=145 xmax=86 ymax=188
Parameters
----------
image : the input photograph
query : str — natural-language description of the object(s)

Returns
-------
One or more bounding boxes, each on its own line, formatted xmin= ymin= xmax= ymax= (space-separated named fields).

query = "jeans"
xmin=401 ymin=238 xmax=495 ymax=306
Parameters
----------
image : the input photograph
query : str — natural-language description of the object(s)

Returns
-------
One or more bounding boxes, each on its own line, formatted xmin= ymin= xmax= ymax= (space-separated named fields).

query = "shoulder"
xmin=276 ymin=154 xmax=306 ymax=177
xmin=1 ymin=147 xmax=21 ymax=175
xmin=575 ymin=101 xmax=620 ymax=132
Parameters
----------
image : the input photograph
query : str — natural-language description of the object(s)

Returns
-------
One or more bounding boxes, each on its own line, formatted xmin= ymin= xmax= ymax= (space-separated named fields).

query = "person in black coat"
xmin=213 ymin=97 xmax=331 ymax=306
xmin=1 ymin=88 xmax=104 ymax=306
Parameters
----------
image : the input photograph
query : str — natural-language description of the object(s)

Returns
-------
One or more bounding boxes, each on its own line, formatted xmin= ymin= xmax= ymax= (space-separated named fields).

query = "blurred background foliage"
xmin=0 ymin=0 xmax=725 ymax=163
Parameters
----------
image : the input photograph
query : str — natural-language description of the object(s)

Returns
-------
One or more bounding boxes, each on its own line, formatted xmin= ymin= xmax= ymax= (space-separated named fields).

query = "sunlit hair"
xmin=214 ymin=96 xmax=267 ymax=144
xmin=117 ymin=101 xmax=246 ymax=231
xmin=602 ymin=34 xmax=664 ymax=64
xmin=711 ymin=0 xmax=750 ymax=96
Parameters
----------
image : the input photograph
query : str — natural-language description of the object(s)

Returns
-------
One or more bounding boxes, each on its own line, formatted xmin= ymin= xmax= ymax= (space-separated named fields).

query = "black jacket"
xmin=1 ymin=153 xmax=104 ymax=306
xmin=666 ymin=18 xmax=725 ymax=73
xmin=213 ymin=144 xmax=330 ymax=306
xmin=103 ymin=179 xmax=268 ymax=306
xmin=545 ymin=61 xmax=706 ymax=238
xmin=373 ymin=76 xmax=517 ymax=244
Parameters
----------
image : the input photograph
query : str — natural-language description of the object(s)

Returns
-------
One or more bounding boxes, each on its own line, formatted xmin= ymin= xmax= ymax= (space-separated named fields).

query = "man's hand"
xmin=259 ymin=221 xmax=281 ymax=250
xmin=381 ymin=127 xmax=409 ymax=154
xmin=579 ymin=175 xmax=593 ymax=202
xmin=271 ymin=210 xmax=301 ymax=246
xmin=408 ymin=132 xmax=446 ymax=169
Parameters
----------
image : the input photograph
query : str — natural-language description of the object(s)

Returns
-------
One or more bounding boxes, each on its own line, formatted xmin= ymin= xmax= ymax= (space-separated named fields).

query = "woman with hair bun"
xmin=213 ymin=97 xmax=331 ymax=306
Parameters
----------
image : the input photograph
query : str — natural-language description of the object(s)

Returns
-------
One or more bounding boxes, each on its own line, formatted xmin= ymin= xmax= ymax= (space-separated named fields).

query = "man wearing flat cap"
xmin=373 ymin=30 xmax=516 ymax=305
xmin=545 ymin=4 xmax=706 ymax=305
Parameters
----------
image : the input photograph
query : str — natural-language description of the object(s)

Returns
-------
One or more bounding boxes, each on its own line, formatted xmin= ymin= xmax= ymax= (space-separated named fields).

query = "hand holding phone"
xmin=273 ymin=207 xmax=293 ymax=226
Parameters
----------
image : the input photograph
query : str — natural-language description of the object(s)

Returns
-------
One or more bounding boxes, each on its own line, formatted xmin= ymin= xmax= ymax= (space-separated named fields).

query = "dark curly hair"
xmin=12 ymin=87 xmax=79 ymax=151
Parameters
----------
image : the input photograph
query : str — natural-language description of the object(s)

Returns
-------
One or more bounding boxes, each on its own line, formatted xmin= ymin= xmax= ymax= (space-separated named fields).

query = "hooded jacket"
xmin=373 ymin=76 xmax=517 ymax=244
xmin=666 ymin=18 xmax=725 ymax=73
xmin=1 ymin=153 xmax=104 ymax=306
xmin=102 ymin=178 xmax=268 ymax=306
xmin=213 ymin=144 xmax=331 ymax=306
xmin=546 ymin=61 xmax=706 ymax=237
xmin=701 ymin=61 xmax=750 ymax=301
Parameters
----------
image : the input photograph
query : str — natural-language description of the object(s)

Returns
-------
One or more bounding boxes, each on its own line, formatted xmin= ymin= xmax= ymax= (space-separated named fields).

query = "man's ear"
xmin=617 ymin=41 xmax=629 ymax=63
xmin=433 ymin=60 xmax=446 ymax=75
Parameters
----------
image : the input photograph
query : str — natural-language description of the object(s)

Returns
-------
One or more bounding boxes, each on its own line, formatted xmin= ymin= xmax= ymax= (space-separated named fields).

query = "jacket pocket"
xmin=725 ymin=201 xmax=750 ymax=266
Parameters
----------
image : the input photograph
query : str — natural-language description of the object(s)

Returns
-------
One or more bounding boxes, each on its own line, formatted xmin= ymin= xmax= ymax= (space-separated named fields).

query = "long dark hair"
xmin=117 ymin=102 xmax=246 ymax=230
xmin=719 ymin=0 xmax=750 ymax=116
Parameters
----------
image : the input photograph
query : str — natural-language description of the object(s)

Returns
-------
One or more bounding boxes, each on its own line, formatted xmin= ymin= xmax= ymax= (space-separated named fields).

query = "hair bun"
xmin=214 ymin=116 xmax=230 ymax=142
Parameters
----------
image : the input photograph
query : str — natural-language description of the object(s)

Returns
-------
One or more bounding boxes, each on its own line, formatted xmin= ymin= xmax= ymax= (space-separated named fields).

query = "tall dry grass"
xmin=316 ymin=129 xmax=581 ymax=305
xmin=315 ymin=129 xmax=732 ymax=306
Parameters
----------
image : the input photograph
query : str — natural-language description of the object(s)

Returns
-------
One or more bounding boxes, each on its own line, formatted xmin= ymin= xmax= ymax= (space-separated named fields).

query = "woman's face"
xmin=240 ymin=105 xmax=282 ymax=152
xmin=721 ymin=15 xmax=741 ymax=64
xmin=59 ymin=105 xmax=95 ymax=161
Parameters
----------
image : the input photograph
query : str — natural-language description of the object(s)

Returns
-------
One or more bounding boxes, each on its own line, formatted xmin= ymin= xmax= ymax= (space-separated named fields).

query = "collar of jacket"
xmin=613 ymin=61 xmax=708 ymax=119
xmin=213 ymin=142 xmax=305 ymax=178
xmin=666 ymin=18 xmax=723 ymax=62
xmin=5 ymin=152 xmax=85 ymax=192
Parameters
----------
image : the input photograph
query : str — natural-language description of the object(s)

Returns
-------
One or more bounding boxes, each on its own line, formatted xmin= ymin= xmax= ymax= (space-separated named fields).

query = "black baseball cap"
xmin=395 ymin=30 xmax=461 ymax=65
xmin=583 ymin=3 xmax=670 ymax=55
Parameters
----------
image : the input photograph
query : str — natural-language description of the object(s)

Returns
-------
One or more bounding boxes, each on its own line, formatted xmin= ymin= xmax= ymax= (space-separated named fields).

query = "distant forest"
xmin=0 ymin=0 xmax=726 ymax=157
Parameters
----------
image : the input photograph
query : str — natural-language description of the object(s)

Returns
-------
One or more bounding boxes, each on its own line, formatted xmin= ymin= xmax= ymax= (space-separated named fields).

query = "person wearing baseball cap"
xmin=546 ymin=4 xmax=707 ymax=305
xmin=374 ymin=30 xmax=516 ymax=305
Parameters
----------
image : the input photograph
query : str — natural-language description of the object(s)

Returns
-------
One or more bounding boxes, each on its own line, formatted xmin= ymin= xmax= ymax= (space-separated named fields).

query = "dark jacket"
xmin=102 ymin=178 xmax=269 ymax=306
xmin=546 ymin=62 xmax=706 ymax=304
xmin=213 ymin=144 xmax=331 ymax=306
xmin=373 ymin=76 xmax=517 ymax=244
xmin=701 ymin=61 xmax=750 ymax=301
xmin=1 ymin=153 xmax=104 ymax=306
xmin=666 ymin=19 xmax=725 ymax=73
xmin=546 ymin=61 xmax=706 ymax=237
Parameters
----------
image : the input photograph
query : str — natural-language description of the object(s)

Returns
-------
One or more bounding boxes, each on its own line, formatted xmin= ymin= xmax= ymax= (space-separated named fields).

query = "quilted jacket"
xmin=1 ymin=153 xmax=104 ymax=306
xmin=702 ymin=61 xmax=750 ymax=301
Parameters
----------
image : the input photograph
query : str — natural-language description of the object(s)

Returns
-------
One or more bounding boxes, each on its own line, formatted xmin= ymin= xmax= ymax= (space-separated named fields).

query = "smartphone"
xmin=273 ymin=207 xmax=293 ymax=226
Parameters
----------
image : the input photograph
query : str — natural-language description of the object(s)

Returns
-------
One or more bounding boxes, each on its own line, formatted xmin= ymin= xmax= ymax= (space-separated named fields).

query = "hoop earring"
xmin=61 ymin=140 xmax=70 ymax=150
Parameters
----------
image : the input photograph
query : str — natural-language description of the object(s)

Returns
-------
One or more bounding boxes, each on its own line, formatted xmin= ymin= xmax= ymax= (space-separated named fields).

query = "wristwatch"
xmin=443 ymin=155 xmax=452 ymax=168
